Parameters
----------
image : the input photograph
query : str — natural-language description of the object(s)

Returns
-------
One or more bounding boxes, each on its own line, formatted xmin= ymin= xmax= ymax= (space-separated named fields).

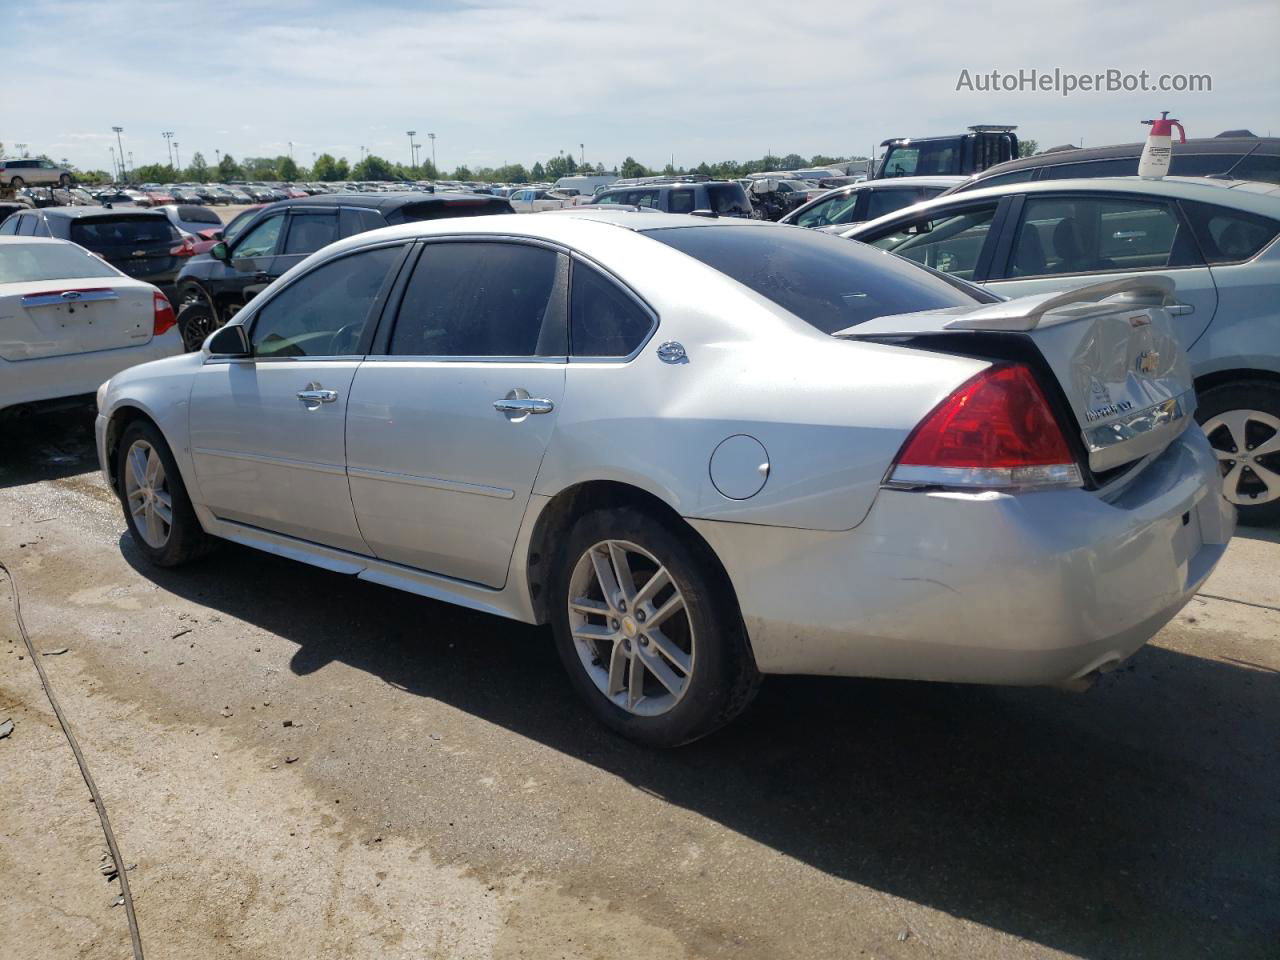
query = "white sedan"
xmin=1 ymin=236 xmax=182 ymax=415
xmin=96 ymin=211 xmax=1233 ymax=746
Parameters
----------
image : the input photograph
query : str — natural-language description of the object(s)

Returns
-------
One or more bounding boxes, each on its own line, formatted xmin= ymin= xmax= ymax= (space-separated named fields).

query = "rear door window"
xmin=570 ymin=262 xmax=653 ymax=357
xmin=795 ymin=192 xmax=861 ymax=228
xmin=668 ymin=189 xmax=696 ymax=214
xmin=389 ymin=242 xmax=562 ymax=357
xmin=1003 ymin=196 xmax=1197 ymax=278
xmin=1180 ymin=201 xmax=1280 ymax=263
xmin=282 ymin=211 xmax=340 ymax=255
xmin=1038 ymin=158 xmax=1137 ymax=180
xmin=864 ymin=202 xmax=999 ymax=280
xmin=864 ymin=187 xmax=933 ymax=221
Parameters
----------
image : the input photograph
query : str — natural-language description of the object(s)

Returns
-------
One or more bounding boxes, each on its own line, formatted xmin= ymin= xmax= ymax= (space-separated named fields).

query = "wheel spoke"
xmin=570 ymin=596 xmax=609 ymax=616
xmin=644 ymin=627 xmax=691 ymax=675
xmin=637 ymin=647 xmax=683 ymax=696
xmin=1212 ymin=447 xmax=1236 ymax=461
xmin=145 ymin=450 xmax=164 ymax=486
xmin=1221 ymin=462 xmax=1245 ymax=502
xmin=627 ymin=649 xmax=645 ymax=708
xmin=1217 ymin=409 xmax=1252 ymax=454
xmin=145 ymin=505 xmax=164 ymax=545
xmin=128 ymin=446 xmax=148 ymax=489
xmin=1251 ymin=461 xmax=1280 ymax=496
xmin=153 ymin=497 xmax=173 ymax=525
xmin=571 ymin=623 xmax=613 ymax=642
xmin=646 ymin=592 xmax=684 ymax=630
xmin=608 ymin=542 xmax=635 ymax=603
xmin=589 ymin=547 xmax=621 ymax=610
xmin=606 ymin=641 xmax=628 ymax=696
xmin=129 ymin=494 xmax=147 ymax=519
xmin=1252 ymin=432 xmax=1280 ymax=457
xmin=632 ymin=566 xmax=670 ymax=609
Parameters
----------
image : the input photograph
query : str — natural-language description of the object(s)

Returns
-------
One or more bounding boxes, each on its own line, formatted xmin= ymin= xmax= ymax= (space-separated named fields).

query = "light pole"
xmin=428 ymin=133 xmax=436 ymax=172
xmin=173 ymin=143 xmax=180 ymax=171
xmin=288 ymin=141 xmax=294 ymax=161
xmin=16 ymin=142 xmax=29 ymax=158
xmin=406 ymin=131 xmax=416 ymax=171
xmin=162 ymin=131 xmax=174 ymax=168
xmin=109 ymin=147 xmax=117 ymax=181
xmin=112 ymin=127 xmax=125 ymax=182
xmin=580 ymin=143 xmax=585 ymax=167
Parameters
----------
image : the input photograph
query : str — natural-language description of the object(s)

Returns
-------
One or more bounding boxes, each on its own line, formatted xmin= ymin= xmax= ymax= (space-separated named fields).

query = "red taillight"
xmin=170 ymin=236 xmax=196 ymax=257
xmin=890 ymin=364 xmax=1082 ymax=489
xmin=153 ymin=292 xmax=177 ymax=337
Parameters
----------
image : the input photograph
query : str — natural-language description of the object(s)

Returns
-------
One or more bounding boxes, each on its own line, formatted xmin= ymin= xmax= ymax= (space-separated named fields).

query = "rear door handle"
xmin=297 ymin=389 xmax=338 ymax=406
xmin=493 ymin=397 xmax=554 ymax=415
xmin=1166 ymin=302 xmax=1195 ymax=316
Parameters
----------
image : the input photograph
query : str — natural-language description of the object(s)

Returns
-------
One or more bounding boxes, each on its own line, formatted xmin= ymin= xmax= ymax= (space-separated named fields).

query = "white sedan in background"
xmin=96 ymin=211 xmax=1232 ymax=747
xmin=0 ymin=237 xmax=181 ymax=416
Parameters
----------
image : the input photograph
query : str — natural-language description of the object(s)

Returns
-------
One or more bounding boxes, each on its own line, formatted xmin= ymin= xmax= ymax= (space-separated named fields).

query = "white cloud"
xmin=3 ymin=0 xmax=1277 ymax=171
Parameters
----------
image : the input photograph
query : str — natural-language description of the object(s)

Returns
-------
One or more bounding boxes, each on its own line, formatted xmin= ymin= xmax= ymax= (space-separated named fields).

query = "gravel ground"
xmin=0 ymin=408 xmax=1277 ymax=959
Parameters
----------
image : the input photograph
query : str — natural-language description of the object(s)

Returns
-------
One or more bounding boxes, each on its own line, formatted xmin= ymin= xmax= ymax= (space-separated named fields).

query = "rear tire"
xmin=1197 ymin=380 xmax=1280 ymax=526
xmin=10 ymin=176 xmax=25 ymax=189
xmin=116 ymin=419 xmax=212 ymax=566
xmin=177 ymin=300 xmax=219 ymax=353
xmin=549 ymin=506 xmax=760 ymax=747
xmin=59 ymin=173 xmax=71 ymax=188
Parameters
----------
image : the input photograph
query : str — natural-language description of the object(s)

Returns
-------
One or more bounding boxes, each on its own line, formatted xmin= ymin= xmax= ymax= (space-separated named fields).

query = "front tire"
xmin=1198 ymin=380 xmax=1280 ymax=526
xmin=10 ymin=176 xmax=25 ymax=189
xmin=550 ymin=506 xmax=759 ymax=747
xmin=116 ymin=420 xmax=211 ymax=566
xmin=59 ymin=173 xmax=71 ymax=187
xmin=177 ymin=299 xmax=219 ymax=352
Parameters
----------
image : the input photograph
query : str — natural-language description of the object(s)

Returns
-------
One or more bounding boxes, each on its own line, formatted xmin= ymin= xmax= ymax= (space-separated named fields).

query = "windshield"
xmin=0 ymin=241 xmax=120 ymax=283
xmin=644 ymin=224 xmax=983 ymax=334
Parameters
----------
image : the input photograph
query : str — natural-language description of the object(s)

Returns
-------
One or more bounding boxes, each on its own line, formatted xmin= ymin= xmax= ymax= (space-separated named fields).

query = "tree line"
xmin=55 ymin=148 xmax=868 ymax=186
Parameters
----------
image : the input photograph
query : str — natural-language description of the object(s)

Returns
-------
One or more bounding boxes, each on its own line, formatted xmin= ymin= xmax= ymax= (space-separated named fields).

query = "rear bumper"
xmin=0 ymin=331 xmax=182 ymax=414
xmin=690 ymin=427 xmax=1234 ymax=685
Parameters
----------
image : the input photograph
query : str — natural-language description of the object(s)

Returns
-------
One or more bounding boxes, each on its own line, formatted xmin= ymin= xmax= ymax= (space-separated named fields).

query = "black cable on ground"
xmin=0 ymin=559 xmax=144 ymax=960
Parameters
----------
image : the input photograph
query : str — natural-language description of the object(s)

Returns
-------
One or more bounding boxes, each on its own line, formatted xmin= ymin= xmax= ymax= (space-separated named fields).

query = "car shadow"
xmin=1233 ymin=523 xmax=1280 ymax=544
xmin=0 ymin=405 xmax=99 ymax=489
xmin=122 ymin=536 xmax=1279 ymax=959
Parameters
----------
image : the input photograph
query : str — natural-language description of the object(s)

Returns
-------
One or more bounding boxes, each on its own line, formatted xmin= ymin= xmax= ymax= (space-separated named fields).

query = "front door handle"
xmin=1166 ymin=302 xmax=1195 ymax=316
xmin=493 ymin=397 xmax=554 ymax=415
xmin=297 ymin=387 xmax=338 ymax=407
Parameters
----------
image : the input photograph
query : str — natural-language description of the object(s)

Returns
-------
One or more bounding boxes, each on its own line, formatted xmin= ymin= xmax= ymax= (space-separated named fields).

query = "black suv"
xmin=0 ymin=206 xmax=185 ymax=298
xmin=173 ymin=191 xmax=513 ymax=350
xmin=590 ymin=178 xmax=753 ymax=217
xmin=944 ymin=136 xmax=1280 ymax=195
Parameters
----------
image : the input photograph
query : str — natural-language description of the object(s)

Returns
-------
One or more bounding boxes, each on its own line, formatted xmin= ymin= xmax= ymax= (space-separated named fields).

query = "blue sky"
xmin=4 ymin=0 xmax=1277 ymax=173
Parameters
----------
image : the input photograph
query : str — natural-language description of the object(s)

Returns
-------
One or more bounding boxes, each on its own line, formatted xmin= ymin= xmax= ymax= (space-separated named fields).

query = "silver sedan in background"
xmin=95 ymin=211 xmax=1232 ymax=746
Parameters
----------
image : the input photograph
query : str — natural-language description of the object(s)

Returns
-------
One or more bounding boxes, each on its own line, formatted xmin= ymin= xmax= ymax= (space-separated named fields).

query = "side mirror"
xmin=205 ymin=323 xmax=250 ymax=357
xmin=210 ymin=241 xmax=229 ymax=261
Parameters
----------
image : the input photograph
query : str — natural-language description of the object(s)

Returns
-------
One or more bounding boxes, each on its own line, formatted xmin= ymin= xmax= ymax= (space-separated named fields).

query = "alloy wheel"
xmin=124 ymin=439 xmax=173 ymax=548
xmin=566 ymin=539 xmax=696 ymax=717
xmin=180 ymin=307 xmax=218 ymax=352
xmin=1203 ymin=408 xmax=1280 ymax=506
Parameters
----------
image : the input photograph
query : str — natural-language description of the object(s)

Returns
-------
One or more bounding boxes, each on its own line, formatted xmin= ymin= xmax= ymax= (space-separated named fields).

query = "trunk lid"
xmin=838 ymin=276 xmax=1196 ymax=474
xmin=0 ymin=278 xmax=155 ymax=360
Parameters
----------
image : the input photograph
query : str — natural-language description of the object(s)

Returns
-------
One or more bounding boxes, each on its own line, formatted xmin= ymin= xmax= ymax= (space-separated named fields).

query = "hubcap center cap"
xmin=621 ymin=616 xmax=638 ymax=638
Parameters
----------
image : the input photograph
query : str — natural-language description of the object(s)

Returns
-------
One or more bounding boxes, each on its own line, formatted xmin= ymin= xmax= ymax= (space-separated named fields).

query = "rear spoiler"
xmin=943 ymin=276 xmax=1176 ymax=332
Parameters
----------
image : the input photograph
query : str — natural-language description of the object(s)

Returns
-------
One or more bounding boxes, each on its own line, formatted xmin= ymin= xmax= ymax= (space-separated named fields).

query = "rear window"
xmin=0 ymin=241 xmax=120 ymax=283
xmin=70 ymin=216 xmax=180 ymax=249
xmin=706 ymin=183 xmax=751 ymax=216
xmin=645 ymin=224 xmax=983 ymax=334
xmin=398 ymin=198 xmax=509 ymax=221
xmin=177 ymin=205 xmax=221 ymax=224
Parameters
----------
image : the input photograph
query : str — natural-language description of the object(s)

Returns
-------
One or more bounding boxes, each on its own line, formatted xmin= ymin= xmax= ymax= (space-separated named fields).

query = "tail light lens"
xmin=170 ymin=236 xmax=196 ymax=257
xmin=153 ymin=292 xmax=177 ymax=337
xmin=889 ymin=364 xmax=1082 ymax=490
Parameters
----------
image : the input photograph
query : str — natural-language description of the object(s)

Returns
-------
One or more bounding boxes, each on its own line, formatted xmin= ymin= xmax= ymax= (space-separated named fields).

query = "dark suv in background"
xmin=590 ymin=178 xmax=754 ymax=217
xmin=0 ymin=206 xmax=186 ymax=299
xmin=943 ymin=135 xmax=1280 ymax=195
xmin=172 ymin=191 xmax=513 ymax=350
